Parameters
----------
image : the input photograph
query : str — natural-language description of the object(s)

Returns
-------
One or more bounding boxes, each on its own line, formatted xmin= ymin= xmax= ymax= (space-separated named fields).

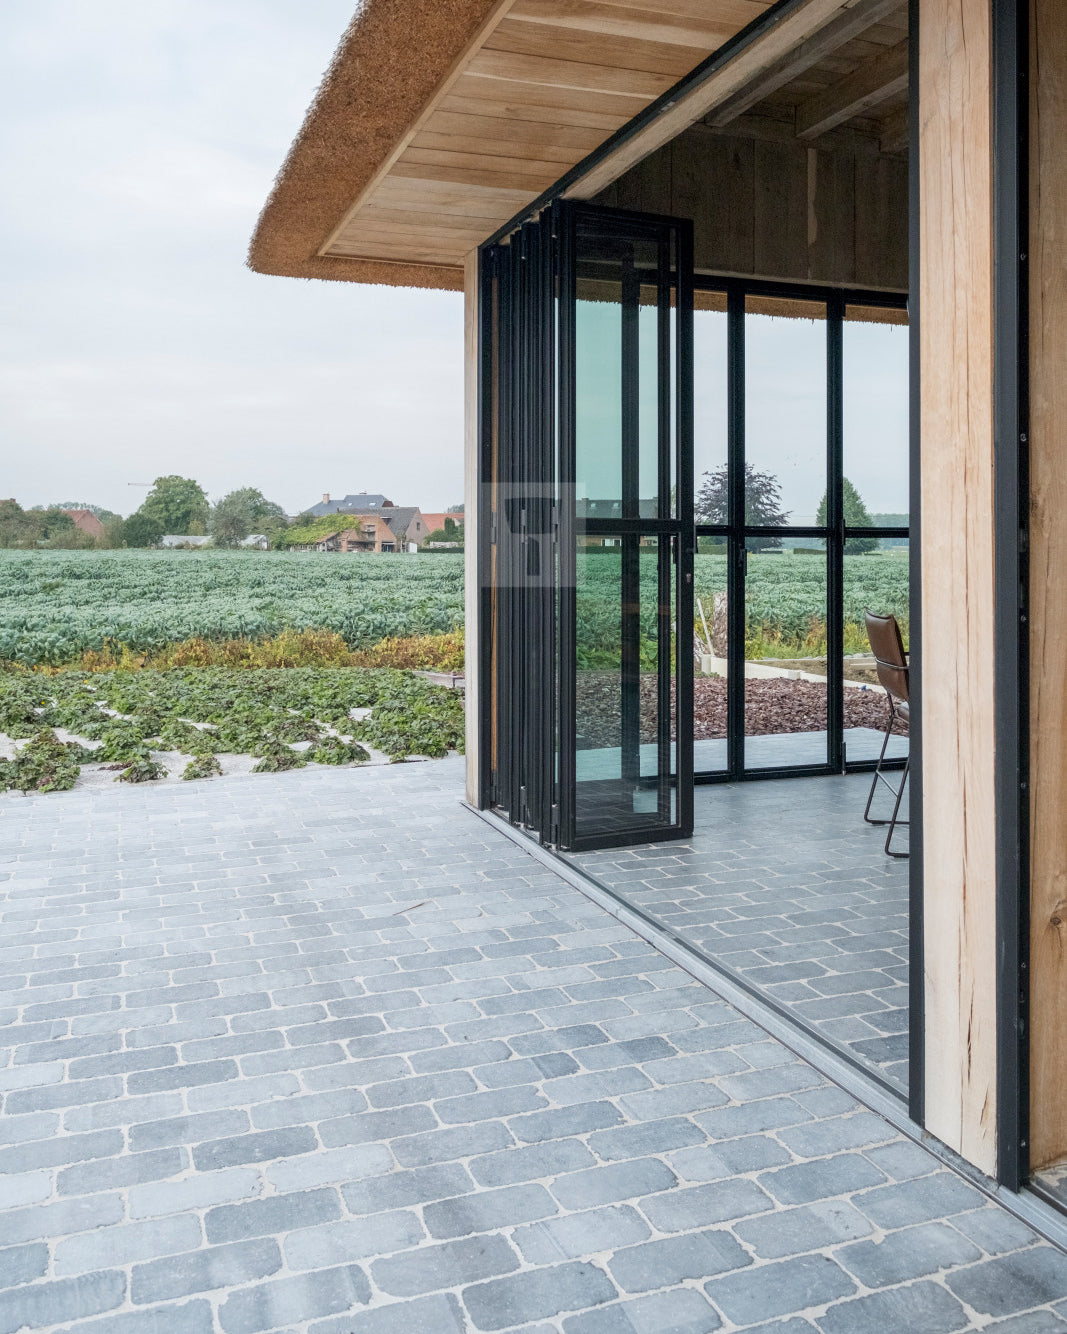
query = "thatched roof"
xmin=248 ymin=0 xmax=771 ymax=291
xmin=248 ymin=0 xmax=501 ymax=292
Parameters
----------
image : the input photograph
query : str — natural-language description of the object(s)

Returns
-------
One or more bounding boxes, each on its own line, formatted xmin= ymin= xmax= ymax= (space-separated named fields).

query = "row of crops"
xmin=0 ymin=548 xmax=907 ymax=669
xmin=576 ymin=549 xmax=910 ymax=667
xmin=0 ymin=550 xmax=466 ymax=665
xmin=0 ymin=668 xmax=466 ymax=791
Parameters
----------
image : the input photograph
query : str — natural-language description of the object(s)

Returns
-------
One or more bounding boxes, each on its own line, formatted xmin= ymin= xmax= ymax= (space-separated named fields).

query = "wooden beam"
xmin=795 ymin=37 xmax=908 ymax=139
xmin=1028 ymin=0 xmax=1067 ymax=1175
xmin=920 ymin=0 xmax=997 ymax=1177
xmin=568 ymin=0 xmax=897 ymax=200
xmin=878 ymin=102 xmax=908 ymax=153
xmin=463 ymin=250 xmax=481 ymax=806
xmin=705 ymin=0 xmax=904 ymax=129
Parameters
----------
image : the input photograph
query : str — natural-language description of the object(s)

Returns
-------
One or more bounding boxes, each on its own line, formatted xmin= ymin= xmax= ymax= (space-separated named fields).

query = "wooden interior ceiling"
xmin=322 ymin=0 xmax=774 ymax=266
xmin=713 ymin=0 xmax=909 ymax=150
xmin=323 ymin=0 xmax=909 ymax=270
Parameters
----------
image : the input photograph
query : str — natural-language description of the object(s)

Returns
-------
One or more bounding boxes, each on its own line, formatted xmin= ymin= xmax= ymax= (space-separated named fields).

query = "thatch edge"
xmin=248 ymin=0 xmax=499 ymax=290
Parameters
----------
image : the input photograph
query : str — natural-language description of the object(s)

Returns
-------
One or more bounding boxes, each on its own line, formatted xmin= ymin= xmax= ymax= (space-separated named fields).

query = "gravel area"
xmin=577 ymin=675 xmax=906 ymax=748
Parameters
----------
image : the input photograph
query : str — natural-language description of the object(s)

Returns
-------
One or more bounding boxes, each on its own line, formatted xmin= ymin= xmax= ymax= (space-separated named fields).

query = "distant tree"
xmin=224 ymin=488 xmax=285 ymax=527
xmin=39 ymin=502 xmax=121 ymax=522
xmin=137 ymin=476 xmax=209 ymax=535
xmin=815 ymin=478 xmax=878 ymax=553
xmin=696 ymin=464 xmax=790 ymax=549
xmin=446 ymin=503 xmax=465 ymax=514
xmin=121 ymin=513 xmax=165 ymax=548
xmin=0 ymin=501 xmax=85 ymax=548
xmin=209 ymin=493 xmax=255 ymax=548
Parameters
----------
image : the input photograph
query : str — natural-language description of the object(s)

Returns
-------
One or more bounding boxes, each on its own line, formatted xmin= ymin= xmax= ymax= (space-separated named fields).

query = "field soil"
xmin=576 ymin=673 xmax=906 ymax=748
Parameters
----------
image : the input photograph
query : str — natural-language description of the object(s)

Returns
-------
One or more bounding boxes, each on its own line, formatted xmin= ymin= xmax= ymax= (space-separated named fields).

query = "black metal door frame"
xmin=690 ymin=275 xmax=910 ymax=785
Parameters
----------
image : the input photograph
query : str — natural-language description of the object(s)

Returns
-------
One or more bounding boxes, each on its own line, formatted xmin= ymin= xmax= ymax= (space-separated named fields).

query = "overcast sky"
xmin=0 ymin=2 xmax=908 ymax=524
xmin=0 ymin=1 xmax=465 ymax=519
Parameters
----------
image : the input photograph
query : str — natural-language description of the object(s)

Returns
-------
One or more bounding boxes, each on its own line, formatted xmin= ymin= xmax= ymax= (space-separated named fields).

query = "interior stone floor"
xmin=567 ymin=766 xmax=911 ymax=1094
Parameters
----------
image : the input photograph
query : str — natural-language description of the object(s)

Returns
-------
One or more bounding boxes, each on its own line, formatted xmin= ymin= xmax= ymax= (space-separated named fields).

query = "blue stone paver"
xmin=1 ymin=756 xmax=1066 ymax=1332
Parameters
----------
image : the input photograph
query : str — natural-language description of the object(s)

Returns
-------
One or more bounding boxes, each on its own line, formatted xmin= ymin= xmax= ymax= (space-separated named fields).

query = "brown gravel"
xmin=576 ymin=673 xmax=907 ymax=748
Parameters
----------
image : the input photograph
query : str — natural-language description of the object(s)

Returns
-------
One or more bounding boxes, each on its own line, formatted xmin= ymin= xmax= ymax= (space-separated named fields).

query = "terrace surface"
xmin=568 ymin=761 xmax=911 ymax=1092
xmin=2 ymin=757 xmax=1067 ymax=1333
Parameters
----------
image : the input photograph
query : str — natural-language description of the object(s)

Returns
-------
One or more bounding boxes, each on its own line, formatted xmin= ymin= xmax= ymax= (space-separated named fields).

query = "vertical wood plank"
xmin=920 ymin=0 xmax=998 ymax=1175
xmin=753 ymin=138 xmax=808 ymax=279
xmin=855 ymin=152 xmax=909 ymax=289
xmin=464 ymin=249 xmax=481 ymax=806
xmin=808 ymin=145 xmax=856 ymax=284
xmin=1028 ymin=0 xmax=1067 ymax=1173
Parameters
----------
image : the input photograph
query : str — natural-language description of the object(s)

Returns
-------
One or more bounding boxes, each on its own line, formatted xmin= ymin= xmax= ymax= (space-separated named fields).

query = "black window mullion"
xmin=827 ymin=291 xmax=845 ymax=773
xmin=726 ymin=280 xmax=746 ymax=779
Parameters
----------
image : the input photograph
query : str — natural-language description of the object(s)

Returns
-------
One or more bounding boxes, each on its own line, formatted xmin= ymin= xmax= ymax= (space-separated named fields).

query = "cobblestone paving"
xmin=569 ymin=773 xmax=910 ymax=1091
xmin=2 ymin=757 xmax=1066 ymax=1333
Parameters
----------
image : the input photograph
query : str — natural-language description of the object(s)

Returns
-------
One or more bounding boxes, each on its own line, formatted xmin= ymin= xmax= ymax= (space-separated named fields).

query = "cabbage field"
xmin=0 ymin=549 xmax=465 ymax=665
xmin=577 ymin=548 xmax=909 ymax=667
xmin=0 ymin=547 xmax=907 ymax=669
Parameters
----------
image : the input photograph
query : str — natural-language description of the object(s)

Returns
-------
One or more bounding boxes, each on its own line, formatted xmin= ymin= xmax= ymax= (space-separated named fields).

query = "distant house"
xmin=295 ymin=508 xmax=426 ymax=553
xmin=62 ymin=509 xmax=105 ymax=540
xmin=421 ymin=513 xmax=464 ymax=535
xmin=304 ymin=492 xmax=392 ymax=518
xmin=161 ymin=535 xmax=212 ymax=549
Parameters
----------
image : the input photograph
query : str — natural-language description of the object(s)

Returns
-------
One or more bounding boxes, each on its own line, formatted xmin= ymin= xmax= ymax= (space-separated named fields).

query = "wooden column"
xmin=1028 ymin=0 xmax=1067 ymax=1173
xmin=463 ymin=249 xmax=481 ymax=806
xmin=919 ymin=0 xmax=998 ymax=1175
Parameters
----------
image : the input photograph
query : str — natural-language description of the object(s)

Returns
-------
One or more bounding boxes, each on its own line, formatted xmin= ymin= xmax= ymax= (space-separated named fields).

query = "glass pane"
xmin=744 ymin=542 xmax=827 ymax=769
xmin=574 ymin=537 xmax=676 ymax=838
xmin=575 ymin=238 xmax=667 ymax=520
xmin=844 ymin=539 xmax=910 ymax=765
xmin=844 ymin=307 xmax=910 ymax=525
xmin=744 ymin=297 xmax=827 ymax=527
xmin=694 ymin=292 xmax=728 ymax=521
xmin=693 ymin=541 xmax=729 ymax=774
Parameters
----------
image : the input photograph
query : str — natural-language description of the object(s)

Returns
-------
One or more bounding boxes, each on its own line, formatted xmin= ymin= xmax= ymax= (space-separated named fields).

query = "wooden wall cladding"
xmin=1028 ymin=0 xmax=1067 ymax=1175
xmin=593 ymin=123 xmax=907 ymax=290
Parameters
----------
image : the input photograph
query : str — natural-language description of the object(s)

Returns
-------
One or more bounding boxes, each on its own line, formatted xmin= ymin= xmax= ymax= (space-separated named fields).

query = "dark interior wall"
xmin=593 ymin=119 xmax=908 ymax=292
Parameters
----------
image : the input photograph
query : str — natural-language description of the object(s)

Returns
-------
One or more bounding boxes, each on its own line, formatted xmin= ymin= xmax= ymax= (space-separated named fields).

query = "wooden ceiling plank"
xmin=392 ymin=157 xmax=556 ymax=191
xmin=484 ymin=20 xmax=705 ymax=78
xmin=400 ymin=145 xmax=570 ymax=182
xmin=794 ymin=35 xmax=908 ymax=138
xmin=374 ymin=179 xmax=537 ymax=212
xmin=327 ymin=242 xmax=471 ymax=264
xmin=445 ymin=71 xmax=652 ymax=118
xmin=505 ymin=0 xmax=738 ymax=51
xmin=542 ymin=0 xmax=768 ymax=24
xmin=706 ymin=0 xmax=905 ymax=128
xmin=437 ymin=89 xmax=627 ymax=129
xmin=413 ymin=130 xmax=597 ymax=164
xmin=467 ymin=48 xmax=675 ymax=97
xmin=359 ymin=205 xmax=506 ymax=230
xmin=421 ymin=110 xmax=607 ymax=149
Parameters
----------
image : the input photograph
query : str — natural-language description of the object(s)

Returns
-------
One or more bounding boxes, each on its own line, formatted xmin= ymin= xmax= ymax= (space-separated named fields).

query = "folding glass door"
xmin=481 ymin=202 xmax=694 ymax=852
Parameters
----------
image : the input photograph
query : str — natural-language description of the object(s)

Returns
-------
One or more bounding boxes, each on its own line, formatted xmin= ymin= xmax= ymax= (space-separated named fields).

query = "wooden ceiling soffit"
xmin=568 ymin=0 xmax=908 ymax=200
xmin=320 ymin=0 xmax=774 ymax=269
xmin=703 ymin=0 xmax=902 ymax=128
xmin=794 ymin=35 xmax=907 ymax=137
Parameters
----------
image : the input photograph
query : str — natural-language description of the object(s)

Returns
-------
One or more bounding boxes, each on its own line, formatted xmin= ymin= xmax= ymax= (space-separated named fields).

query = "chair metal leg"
xmin=884 ymin=755 xmax=910 ymax=859
xmin=864 ymin=694 xmax=909 ymax=830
